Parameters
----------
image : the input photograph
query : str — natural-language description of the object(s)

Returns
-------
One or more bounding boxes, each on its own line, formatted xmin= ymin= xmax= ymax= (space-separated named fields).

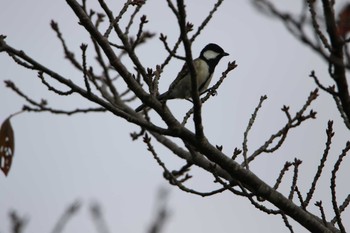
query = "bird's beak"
xmin=223 ymin=52 xmax=229 ymax=56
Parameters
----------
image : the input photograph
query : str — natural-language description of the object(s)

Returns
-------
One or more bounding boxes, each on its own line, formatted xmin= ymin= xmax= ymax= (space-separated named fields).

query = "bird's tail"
xmin=134 ymin=92 xmax=169 ymax=112
xmin=135 ymin=103 xmax=146 ymax=112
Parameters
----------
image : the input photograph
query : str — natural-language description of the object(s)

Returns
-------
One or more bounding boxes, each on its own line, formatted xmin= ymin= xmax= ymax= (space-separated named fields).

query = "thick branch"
xmin=176 ymin=0 xmax=204 ymax=139
xmin=321 ymin=0 xmax=350 ymax=128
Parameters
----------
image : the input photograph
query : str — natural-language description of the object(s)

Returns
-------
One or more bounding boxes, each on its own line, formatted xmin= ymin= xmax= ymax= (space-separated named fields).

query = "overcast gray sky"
xmin=1 ymin=1 xmax=350 ymax=232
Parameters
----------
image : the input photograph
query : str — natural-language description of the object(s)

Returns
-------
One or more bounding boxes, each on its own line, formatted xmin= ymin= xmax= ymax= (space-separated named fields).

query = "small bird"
xmin=135 ymin=43 xmax=229 ymax=112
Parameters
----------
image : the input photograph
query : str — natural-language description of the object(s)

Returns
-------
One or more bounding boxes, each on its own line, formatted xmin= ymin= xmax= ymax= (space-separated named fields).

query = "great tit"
xmin=135 ymin=43 xmax=229 ymax=112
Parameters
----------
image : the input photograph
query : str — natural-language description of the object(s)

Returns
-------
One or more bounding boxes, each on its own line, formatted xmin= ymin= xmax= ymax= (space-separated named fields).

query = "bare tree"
xmin=1 ymin=0 xmax=349 ymax=232
xmin=253 ymin=0 xmax=350 ymax=129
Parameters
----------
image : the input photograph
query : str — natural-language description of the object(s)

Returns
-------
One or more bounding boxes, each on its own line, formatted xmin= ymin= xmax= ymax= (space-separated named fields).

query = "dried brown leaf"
xmin=0 ymin=118 xmax=15 ymax=176
xmin=338 ymin=4 xmax=350 ymax=37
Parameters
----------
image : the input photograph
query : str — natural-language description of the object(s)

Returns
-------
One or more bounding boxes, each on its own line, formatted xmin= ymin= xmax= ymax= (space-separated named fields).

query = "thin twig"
xmin=124 ymin=3 xmax=143 ymax=35
xmin=294 ymin=186 xmax=306 ymax=210
xmin=132 ymin=15 xmax=148 ymax=50
xmin=50 ymin=20 xmax=82 ymax=71
xmin=309 ymin=70 xmax=337 ymax=95
xmin=190 ymin=0 xmax=224 ymax=42
xmin=331 ymin=194 xmax=350 ymax=224
xmin=22 ymin=105 xmax=107 ymax=115
xmin=51 ymin=201 xmax=81 ymax=233
xmin=104 ymin=0 xmax=132 ymax=38
xmin=37 ymin=72 xmax=74 ymax=96
xmin=166 ymin=0 xmax=179 ymax=19
xmin=9 ymin=210 xmax=27 ymax=233
xmin=242 ymin=95 xmax=267 ymax=169
xmin=304 ymin=121 xmax=334 ymax=207
xmin=281 ymin=213 xmax=294 ymax=233
xmin=288 ymin=159 xmax=302 ymax=201
xmin=160 ymin=37 xmax=182 ymax=70
xmin=315 ymin=201 xmax=329 ymax=227
xmin=143 ymin=133 xmax=229 ymax=197
xmin=245 ymin=89 xmax=318 ymax=165
xmin=330 ymin=141 xmax=350 ymax=233
xmin=273 ymin=161 xmax=293 ymax=190
xmin=306 ymin=0 xmax=332 ymax=51
xmin=237 ymin=183 xmax=281 ymax=215
xmin=80 ymin=43 xmax=91 ymax=94
xmin=159 ymin=33 xmax=185 ymax=60
xmin=90 ymin=203 xmax=111 ymax=233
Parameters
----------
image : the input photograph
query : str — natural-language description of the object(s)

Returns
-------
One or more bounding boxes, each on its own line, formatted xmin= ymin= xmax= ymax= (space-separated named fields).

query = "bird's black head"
xmin=200 ymin=43 xmax=229 ymax=61
xmin=200 ymin=43 xmax=229 ymax=73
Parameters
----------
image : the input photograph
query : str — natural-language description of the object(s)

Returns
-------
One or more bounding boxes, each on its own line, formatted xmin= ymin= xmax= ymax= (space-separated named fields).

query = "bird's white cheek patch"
xmin=203 ymin=50 xmax=220 ymax=60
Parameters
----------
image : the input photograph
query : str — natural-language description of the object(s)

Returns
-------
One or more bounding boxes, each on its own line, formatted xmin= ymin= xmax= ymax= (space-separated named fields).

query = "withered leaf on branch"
xmin=338 ymin=4 xmax=350 ymax=37
xmin=0 ymin=117 xmax=15 ymax=176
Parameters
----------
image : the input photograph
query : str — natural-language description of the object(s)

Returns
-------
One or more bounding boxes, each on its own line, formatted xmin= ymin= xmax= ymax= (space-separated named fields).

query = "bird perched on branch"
xmin=135 ymin=43 xmax=229 ymax=112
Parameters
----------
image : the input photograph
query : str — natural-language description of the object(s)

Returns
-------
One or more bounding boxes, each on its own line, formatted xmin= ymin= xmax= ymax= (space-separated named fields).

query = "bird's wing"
xmin=168 ymin=61 xmax=190 ymax=91
xmin=162 ymin=58 xmax=205 ymax=100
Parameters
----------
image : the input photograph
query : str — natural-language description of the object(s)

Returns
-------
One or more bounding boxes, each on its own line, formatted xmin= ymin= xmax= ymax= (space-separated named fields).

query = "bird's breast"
xmin=194 ymin=59 xmax=211 ymax=91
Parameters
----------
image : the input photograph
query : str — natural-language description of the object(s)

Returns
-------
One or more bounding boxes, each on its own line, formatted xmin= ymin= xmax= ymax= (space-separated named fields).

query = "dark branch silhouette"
xmin=1 ymin=0 xmax=349 ymax=232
